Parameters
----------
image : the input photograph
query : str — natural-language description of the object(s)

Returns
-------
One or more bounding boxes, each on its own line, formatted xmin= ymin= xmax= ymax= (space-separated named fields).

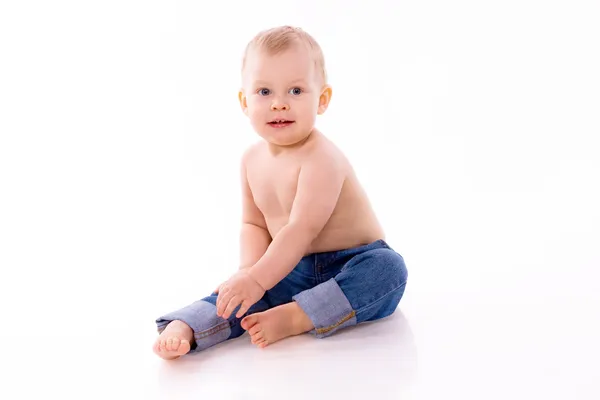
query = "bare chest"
xmin=247 ymin=158 xmax=300 ymax=217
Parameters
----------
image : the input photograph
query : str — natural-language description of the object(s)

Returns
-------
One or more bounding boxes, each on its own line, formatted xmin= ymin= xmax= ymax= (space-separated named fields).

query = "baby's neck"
xmin=267 ymin=129 xmax=319 ymax=156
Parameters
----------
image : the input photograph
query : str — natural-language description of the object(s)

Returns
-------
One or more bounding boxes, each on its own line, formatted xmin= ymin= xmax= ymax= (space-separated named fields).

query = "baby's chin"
xmin=261 ymin=132 xmax=313 ymax=148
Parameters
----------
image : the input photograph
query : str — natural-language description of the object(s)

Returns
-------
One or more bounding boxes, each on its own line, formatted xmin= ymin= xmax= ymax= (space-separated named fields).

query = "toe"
xmin=153 ymin=340 xmax=161 ymax=354
xmin=154 ymin=335 xmax=189 ymax=360
xmin=178 ymin=339 xmax=191 ymax=355
xmin=251 ymin=332 xmax=264 ymax=345
xmin=242 ymin=314 xmax=259 ymax=330
xmin=248 ymin=324 xmax=262 ymax=336
xmin=169 ymin=337 xmax=181 ymax=351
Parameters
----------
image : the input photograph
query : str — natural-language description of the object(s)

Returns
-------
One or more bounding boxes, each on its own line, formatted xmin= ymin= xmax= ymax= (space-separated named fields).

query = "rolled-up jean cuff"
xmin=292 ymin=278 xmax=357 ymax=338
xmin=156 ymin=300 xmax=231 ymax=352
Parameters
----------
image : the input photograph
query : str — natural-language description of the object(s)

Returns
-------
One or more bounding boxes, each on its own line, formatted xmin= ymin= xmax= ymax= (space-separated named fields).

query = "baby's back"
xmin=245 ymin=130 xmax=385 ymax=255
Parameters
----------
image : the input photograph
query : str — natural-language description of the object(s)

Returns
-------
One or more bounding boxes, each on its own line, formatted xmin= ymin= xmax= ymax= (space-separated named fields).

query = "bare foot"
xmin=153 ymin=320 xmax=194 ymax=360
xmin=241 ymin=302 xmax=314 ymax=348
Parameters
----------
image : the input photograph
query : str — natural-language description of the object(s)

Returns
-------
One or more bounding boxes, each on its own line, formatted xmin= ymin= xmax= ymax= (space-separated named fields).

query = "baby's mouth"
xmin=268 ymin=119 xmax=295 ymax=126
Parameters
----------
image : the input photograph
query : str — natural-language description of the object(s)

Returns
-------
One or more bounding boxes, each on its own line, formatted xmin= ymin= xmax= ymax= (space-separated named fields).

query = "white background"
xmin=1 ymin=0 xmax=599 ymax=399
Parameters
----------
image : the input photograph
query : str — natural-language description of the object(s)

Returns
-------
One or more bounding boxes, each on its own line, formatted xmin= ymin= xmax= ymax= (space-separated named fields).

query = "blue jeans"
xmin=156 ymin=239 xmax=408 ymax=352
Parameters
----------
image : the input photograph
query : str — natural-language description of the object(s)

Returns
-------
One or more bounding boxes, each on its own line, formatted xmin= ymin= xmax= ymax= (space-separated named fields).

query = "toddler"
xmin=153 ymin=25 xmax=408 ymax=359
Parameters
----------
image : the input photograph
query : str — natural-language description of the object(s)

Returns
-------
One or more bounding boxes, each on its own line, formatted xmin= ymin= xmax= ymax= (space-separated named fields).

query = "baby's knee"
xmin=369 ymin=248 xmax=408 ymax=287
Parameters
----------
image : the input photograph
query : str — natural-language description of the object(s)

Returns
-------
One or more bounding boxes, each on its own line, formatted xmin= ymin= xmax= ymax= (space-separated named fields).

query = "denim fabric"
xmin=156 ymin=239 xmax=408 ymax=352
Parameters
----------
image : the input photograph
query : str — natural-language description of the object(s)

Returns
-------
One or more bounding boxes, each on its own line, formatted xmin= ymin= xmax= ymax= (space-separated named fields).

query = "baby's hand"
xmin=216 ymin=270 xmax=266 ymax=319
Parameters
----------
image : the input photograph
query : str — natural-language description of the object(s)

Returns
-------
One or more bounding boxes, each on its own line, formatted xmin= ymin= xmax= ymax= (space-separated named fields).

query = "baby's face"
xmin=240 ymin=45 xmax=330 ymax=147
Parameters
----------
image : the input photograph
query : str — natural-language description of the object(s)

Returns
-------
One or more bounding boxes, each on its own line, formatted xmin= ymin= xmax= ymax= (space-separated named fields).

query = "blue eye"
xmin=289 ymin=87 xmax=302 ymax=95
xmin=258 ymin=88 xmax=270 ymax=96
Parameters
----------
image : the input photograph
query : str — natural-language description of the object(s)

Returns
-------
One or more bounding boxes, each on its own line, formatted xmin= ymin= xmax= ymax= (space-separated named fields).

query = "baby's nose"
xmin=270 ymin=101 xmax=289 ymax=111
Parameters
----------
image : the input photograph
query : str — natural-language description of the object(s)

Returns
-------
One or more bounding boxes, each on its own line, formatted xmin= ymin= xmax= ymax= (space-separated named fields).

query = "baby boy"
xmin=153 ymin=26 xmax=408 ymax=359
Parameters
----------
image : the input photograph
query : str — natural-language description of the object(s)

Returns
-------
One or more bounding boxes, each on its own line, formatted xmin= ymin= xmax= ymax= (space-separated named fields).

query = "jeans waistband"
xmin=303 ymin=239 xmax=391 ymax=270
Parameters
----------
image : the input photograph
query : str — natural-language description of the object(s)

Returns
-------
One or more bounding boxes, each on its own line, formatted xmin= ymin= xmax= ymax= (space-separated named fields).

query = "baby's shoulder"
xmin=306 ymin=134 xmax=349 ymax=168
xmin=240 ymin=141 xmax=266 ymax=166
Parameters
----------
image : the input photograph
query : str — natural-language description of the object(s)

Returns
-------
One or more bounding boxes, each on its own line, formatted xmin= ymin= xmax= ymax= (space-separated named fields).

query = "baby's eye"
xmin=258 ymin=88 xmax=270 ymax=96
xmin=289 ymin=87 xmax=303 ymax=95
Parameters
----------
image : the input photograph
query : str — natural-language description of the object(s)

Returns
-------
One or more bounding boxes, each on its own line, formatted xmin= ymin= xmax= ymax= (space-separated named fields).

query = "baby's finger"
xmin=236 ymin=300 xmax=251 ymax=318
xmin=222 ymin=296 xmax=240 ymax=320
xmin=216 ymin=293 xmax=229 ymax=317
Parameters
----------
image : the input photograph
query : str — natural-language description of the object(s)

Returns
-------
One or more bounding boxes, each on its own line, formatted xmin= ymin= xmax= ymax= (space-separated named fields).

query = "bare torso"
xmin=245 ymin=130 xmax=385 ymax=255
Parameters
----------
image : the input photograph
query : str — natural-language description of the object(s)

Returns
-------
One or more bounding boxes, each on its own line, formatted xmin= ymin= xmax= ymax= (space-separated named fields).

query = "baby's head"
xmin=238 ymin=26 xmax=332 ymax=147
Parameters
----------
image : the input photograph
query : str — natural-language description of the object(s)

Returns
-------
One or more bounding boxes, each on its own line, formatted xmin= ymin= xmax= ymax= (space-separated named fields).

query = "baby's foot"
xmin=153 ymin=320 xmax=193 ymax=360
xmin=241 ymin=302 xmax=314 ymax=348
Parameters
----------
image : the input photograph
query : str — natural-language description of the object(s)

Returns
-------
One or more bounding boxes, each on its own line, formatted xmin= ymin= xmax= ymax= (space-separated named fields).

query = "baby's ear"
xmin=238 ymin=89 xmax=248 ymax=115
xmin=317 ymin=85 xmax=332 ymax=115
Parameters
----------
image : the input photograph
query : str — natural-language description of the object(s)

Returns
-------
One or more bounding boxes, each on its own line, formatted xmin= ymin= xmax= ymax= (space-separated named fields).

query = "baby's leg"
xmin=154 ymin=292 xmax=270 ymax=360
xmin=292 ymin=246 xmax=408 ymax=338
xmin=241 ymin=243 xmax=407 ymax=347
xmin=240 ymin=256 xmax=317 ymax=348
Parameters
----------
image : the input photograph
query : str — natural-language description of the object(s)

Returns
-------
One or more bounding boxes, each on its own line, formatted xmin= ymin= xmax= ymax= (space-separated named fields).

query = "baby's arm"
xmin=214 ymin=151 xmax=270 ymax=317
xmin=248 ymin=149 xmax=345 ymax=291
xmin=239 ymin=154 xmax=271 ymax=270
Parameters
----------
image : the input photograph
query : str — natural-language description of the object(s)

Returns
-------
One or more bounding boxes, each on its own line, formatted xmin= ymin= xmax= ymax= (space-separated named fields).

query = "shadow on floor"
xmin=155 ymin=309 xmax=417 ymax=399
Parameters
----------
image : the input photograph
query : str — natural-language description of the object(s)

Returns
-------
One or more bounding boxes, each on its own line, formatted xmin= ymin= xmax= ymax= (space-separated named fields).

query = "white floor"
xmin=2 ymin=208 xmax=598 ymax=399
xmin=1 ymin=1 xmax=599 ymax=399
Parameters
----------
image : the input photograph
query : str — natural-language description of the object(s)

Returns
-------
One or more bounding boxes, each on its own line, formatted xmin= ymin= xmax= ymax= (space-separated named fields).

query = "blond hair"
xmin=241 ymin=25 xmax=327 ymax=84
